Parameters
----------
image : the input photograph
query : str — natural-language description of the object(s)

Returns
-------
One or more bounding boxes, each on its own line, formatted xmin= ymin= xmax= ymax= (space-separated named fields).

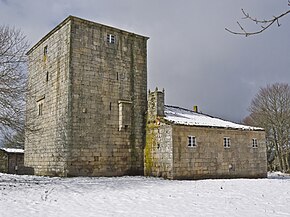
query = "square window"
xmin=107 ymin=34 xmax=115 ymax=44
xmin=188 ymin=136 xmax=196 ymax=147
xmin=252 ymin=138 xmax=258 ymax=148
xmin=224 ymin=137 xmax=230 ymax=148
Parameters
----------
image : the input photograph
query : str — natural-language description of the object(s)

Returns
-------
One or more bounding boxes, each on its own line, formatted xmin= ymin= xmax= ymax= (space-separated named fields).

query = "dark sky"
xmin=1 ymin=0 xmax=289 ymax=123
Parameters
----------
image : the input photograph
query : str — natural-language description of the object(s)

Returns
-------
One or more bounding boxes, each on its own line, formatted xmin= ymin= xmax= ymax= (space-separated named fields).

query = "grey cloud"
xmin=0 ymin=0 xmax=289 ymax=123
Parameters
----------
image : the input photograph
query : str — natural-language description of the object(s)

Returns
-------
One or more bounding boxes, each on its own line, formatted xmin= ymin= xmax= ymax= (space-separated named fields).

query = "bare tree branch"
xmin=226 ymin=2 xmax=290 ymax=37
xmin=0 ymin=25 xmax=29 ymax=147
xmin=244 ymin=83 xmax=290 ymax=172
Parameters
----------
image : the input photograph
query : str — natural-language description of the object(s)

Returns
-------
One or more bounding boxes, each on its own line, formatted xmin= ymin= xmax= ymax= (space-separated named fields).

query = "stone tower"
xmin=25 ymin=16 xmax=149 ymax=176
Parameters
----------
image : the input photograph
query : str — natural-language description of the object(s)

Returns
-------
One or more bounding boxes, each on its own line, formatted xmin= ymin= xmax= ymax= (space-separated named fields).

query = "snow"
xmin=0 ymin=173 xmax=290 ymax=217
xmin=0 ymin=148 xmax=24 ymax=154
xmin=164 ymin=105 xmax=263 ymax=130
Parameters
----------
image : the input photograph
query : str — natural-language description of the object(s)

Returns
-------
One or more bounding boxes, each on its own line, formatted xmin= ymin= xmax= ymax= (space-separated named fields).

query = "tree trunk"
xmin=273 ymin=129 xmax=284 ymax=171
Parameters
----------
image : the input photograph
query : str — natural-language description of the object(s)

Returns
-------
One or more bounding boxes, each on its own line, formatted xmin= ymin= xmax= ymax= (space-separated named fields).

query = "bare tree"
xmin=244 ymin=83 xmax=290 ymax=172
xmin=0 ymin=25 xmax=28 ymax=146
xmin=226 ymin=1 xmax=290 ymax=36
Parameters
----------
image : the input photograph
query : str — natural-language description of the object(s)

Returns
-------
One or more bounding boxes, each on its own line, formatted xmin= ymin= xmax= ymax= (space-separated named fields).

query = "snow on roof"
xmin=164 ymin=105 xmax=263 ymax=130
xmin=0 ymin=148 xmax=24 ymax=154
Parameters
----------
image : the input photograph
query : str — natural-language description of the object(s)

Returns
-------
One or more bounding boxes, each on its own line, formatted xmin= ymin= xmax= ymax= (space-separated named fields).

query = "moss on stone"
xmin=144 ymin=122 xmax=158 ymax=176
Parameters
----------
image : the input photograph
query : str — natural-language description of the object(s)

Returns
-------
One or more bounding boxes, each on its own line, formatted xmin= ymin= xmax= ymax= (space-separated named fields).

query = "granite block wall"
xmin=171 ymin=125 xmax=267 ymax=179
xmin=67 ymin=17 xmax=148 ymax=176
xmin=145 ymin=123 xmax=173 ymax=179
xmin=25 ymin=19 xmax=71 ymax=176
xmin=25 ymin=16 xmax=148 ymax=176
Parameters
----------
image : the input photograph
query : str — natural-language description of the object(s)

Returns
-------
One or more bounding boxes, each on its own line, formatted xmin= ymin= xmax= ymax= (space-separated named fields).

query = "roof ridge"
xmin=165 ymin=104 xmax=217 ymax=119
xmin=165 ymin=105 xmax=196 ymax=113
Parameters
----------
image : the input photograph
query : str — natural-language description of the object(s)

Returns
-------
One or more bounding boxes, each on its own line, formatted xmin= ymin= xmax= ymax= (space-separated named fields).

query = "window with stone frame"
xmin=224 ymin=137 xmax=230 ymax=148
xmin=252 ymin=138 xmax=258 ymax=148
xmin=36 ymin=96 xmax=45 ymax=117
xmin=118 ymin=100 xmax=132 ymax=131
xmin=188 ymin=136 xmax=196 ymax=147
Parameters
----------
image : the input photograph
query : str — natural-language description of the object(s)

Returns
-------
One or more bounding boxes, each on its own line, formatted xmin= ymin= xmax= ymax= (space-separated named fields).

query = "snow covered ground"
xmin=0 ymin=173 xmax=290 ymax=217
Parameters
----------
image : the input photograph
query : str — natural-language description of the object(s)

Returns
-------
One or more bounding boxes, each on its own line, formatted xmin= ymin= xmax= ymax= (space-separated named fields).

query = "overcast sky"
xmin=1 ymin=0 xmax=289 ymax=122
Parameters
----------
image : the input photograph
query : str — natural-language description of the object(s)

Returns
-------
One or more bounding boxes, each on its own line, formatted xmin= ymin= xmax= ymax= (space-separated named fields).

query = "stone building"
xmin=0 ymin=148 xmax=24 ymax=174
xmin=145 ymin=89 xmax=267 ymax=179
xmin=25 ymin=16 xmax=148 ymax=176
xmin=25 ymin=15 xmax=267 ymax=180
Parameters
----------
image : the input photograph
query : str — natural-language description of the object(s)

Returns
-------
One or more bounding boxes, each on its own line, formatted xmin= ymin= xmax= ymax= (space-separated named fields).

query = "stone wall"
xmin=145 ymin=123 xmax=173 ymax=179
xmin=0 ymin=150 xmax=8 ymax=173
xmin=145 ymin=89 xmax=173 ymax=178
xmin=25 ymin=19 xmax=72 ymax=176
xmin=146 ymin=123 xmax=267 ymax=180
xmin=25 ymin=16 xmax=148 ymax=177
xmin=67 ymin=17 xmax=148 ymax=176
xmin=171 ymin=125 xmax=267 ymax=179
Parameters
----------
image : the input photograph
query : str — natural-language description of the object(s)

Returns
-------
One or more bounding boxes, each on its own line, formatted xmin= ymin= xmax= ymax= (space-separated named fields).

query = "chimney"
xmin=148 ymin=88 xmax=165 ymax=122
xmin=193 ymin=105 xmax=198 ymax=113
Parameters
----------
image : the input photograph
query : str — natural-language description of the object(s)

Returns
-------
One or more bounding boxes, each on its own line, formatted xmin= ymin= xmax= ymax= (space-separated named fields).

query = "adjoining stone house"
xmin=0 ymin=148 xmax=24 ymax=174
xmin=25 ymin=16 xmax=148 ymax=176
xmin=145 ymin=89 xmax=267 ymax=180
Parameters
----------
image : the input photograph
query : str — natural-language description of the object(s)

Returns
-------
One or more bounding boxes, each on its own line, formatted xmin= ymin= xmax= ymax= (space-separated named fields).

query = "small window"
xmin=38 ymin=103 xmax=43 ymax=116
xmin=44 ymin=46 xmax=48 ymax=55
xmin=252 ymin=138 xmax=258 ymax=148
xmin=46 ymin=71 xmax=49 ymax=82
xmin=224 ymin=137 xmax=230 ymax=148
xmin=188 ymin=136 xmax=196 ymax=147
xmin=43 ymin=46 xmax=48 ymax=61
xmin=107 ymin=34 xmax=115 ymax=44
